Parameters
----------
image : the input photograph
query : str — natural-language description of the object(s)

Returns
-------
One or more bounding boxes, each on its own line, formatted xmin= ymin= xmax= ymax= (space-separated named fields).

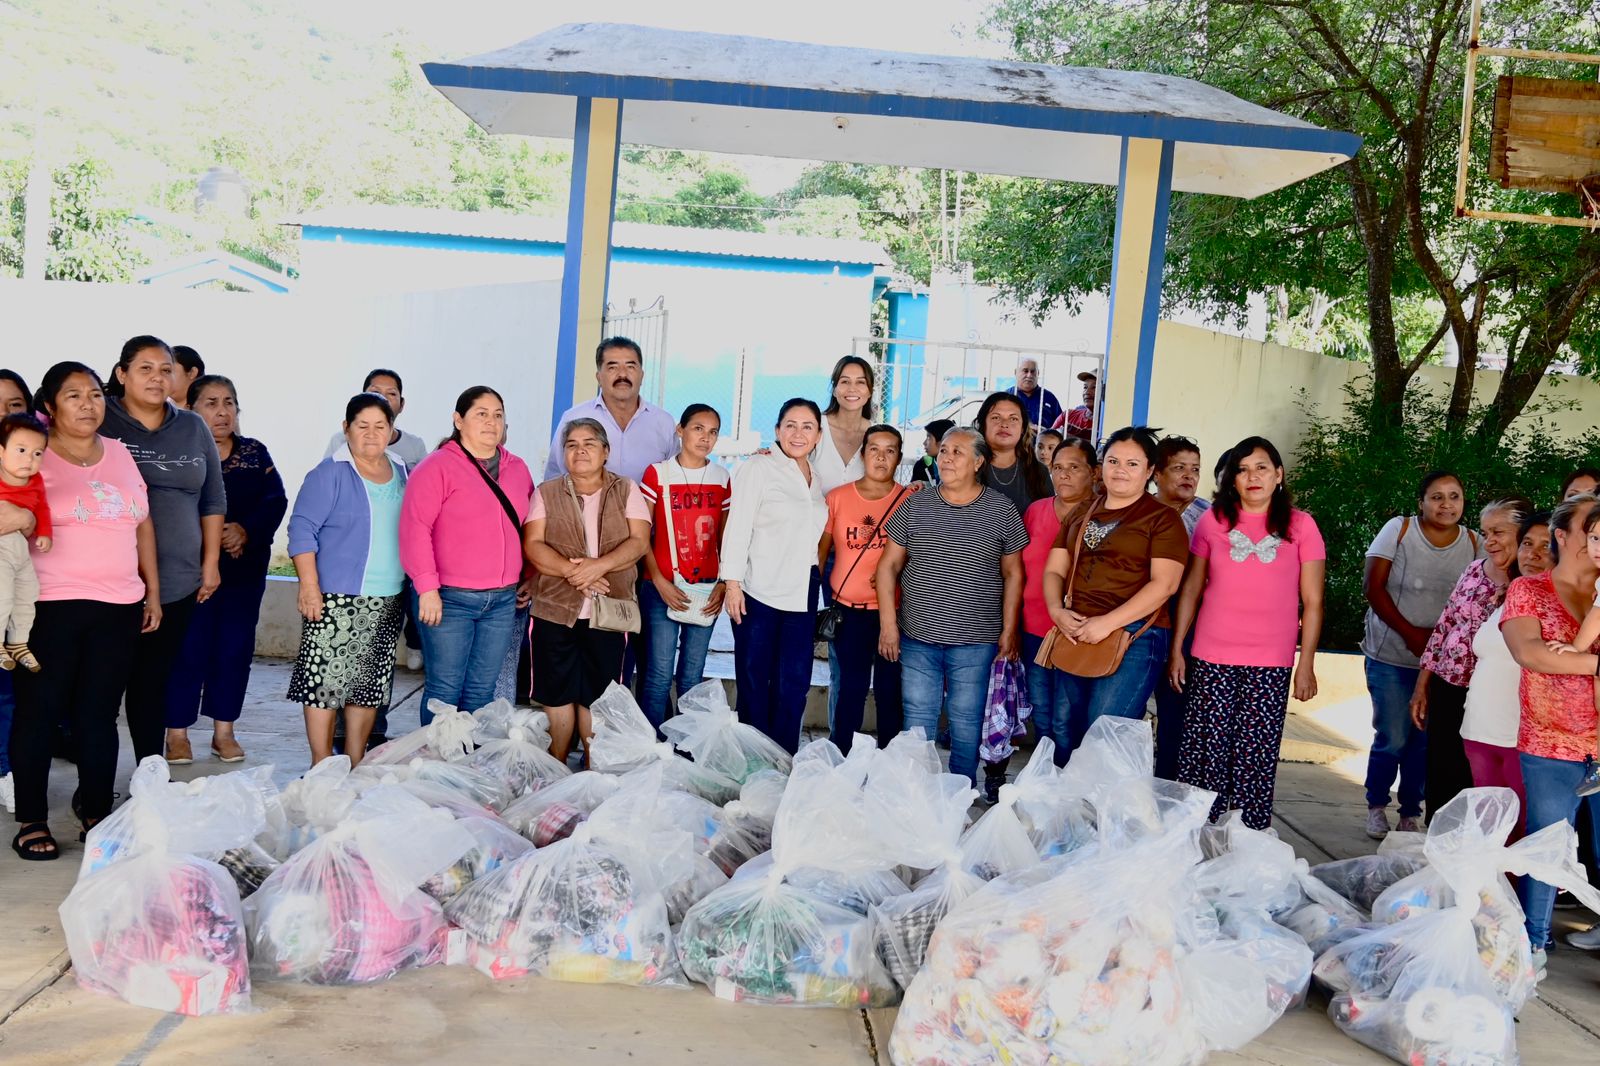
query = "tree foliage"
xmin=0 ymin=157 xmax=142 ymax=283
xmin=978 ymin=0 xmax=1600 ymax=442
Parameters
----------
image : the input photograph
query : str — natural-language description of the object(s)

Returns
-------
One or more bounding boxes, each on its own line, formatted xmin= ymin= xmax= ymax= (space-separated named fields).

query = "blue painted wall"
xmin=885 ymin=290 xmax=929 ymax=422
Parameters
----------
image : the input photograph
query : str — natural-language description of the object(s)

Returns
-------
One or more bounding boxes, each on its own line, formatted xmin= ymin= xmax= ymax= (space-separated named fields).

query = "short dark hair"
xmin=776 ymin=397 xmax=822 ymax=428
xmin=1038 ymin=428 xmax=1064 ymax=444
xmin=344 ymin=392 xmax=394 ymax=426
xmin=0 ymin=370 xmax=33 ymax=413
xmin=678 ymin=403 xmax=721 ymax=429
xmin=171 ymin=345 xmax=204 ymax=375
xmin=0 ymin=412 xmax=47 ymax=449
xmin=363 ymin=368 xmax=403 ymax=393
xmin=1098 ymin=425 xmax=1162 ymax=469
xmin=1417 ymin=469 xmax=1463 ymax=501
xmin=1155 ymin=434 xmax=1201 ymax=471
xmin=187 ymin=373 xmax=237 ymax=409
xmin=106 ymin=335 xmax=172 ymax=398
xmin=1510 ymin=509 xmax=1552 ymax=579
xmin=1561 ymin=468 xmax=1600 ymax=501
xmin=595 ymin=336 xmax=643 ymax=368
xmin=925 ymin=419 xmax=956 ymax=442
xmin=36 ymin=362 xmax=104 ymax=418
xmin=863 ymin=423 xmax=903 ymax=455
xmin=1052 ymin=437 xmax=1097 ymax=467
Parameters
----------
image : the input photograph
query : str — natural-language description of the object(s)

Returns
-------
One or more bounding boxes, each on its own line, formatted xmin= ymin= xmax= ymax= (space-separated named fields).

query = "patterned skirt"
xmin=288 ymin=593 xmax=404 ymax=711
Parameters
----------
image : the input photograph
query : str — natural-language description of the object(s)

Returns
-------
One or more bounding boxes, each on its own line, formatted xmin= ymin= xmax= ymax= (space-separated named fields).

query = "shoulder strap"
xmin=457 ymin=442 xmax=520 ymax=535
xmin=1059 ymin=500 xmax=1163 ymax=638
xmin=834 ymin=484 xmax=911 ymax=592
xmin=1399 ymin=515 xmax=1411 ymax=544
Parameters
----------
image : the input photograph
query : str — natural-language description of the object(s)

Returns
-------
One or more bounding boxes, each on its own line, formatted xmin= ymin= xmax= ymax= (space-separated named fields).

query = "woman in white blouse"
xmin=812 ymin=356 xmax=873 ymax=494
xmin=721 ymin=398 xmax=829 ymax=753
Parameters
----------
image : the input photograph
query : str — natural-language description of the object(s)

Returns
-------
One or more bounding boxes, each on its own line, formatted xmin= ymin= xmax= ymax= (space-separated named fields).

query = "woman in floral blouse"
xmin=1409 ymin=497 xmax=1531 ymax=822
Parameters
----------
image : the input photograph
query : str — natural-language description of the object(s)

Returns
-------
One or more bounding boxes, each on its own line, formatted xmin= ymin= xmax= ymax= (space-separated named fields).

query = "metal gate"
xmin=603 ymin=297 xmax=669 ymax=407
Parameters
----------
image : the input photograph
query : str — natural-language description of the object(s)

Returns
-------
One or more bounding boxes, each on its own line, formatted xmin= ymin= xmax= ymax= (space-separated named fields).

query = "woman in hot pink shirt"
xmin=1168 ymin=437 xmax=1325 ymax=829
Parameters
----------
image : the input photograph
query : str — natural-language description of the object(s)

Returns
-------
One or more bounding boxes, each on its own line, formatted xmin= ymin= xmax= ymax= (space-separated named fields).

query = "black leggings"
xmin=1424 ymin=675 xmax=1472 ymax=824
xmin=11 ymin=599 xmax=141 ymax=825
xmin=124 ymin=592 xmax=197 ymax=761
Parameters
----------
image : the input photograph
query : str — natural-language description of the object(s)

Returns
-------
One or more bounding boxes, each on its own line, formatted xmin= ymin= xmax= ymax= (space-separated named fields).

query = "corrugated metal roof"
xmin=289 ymin=205 xmax=888 ymax=265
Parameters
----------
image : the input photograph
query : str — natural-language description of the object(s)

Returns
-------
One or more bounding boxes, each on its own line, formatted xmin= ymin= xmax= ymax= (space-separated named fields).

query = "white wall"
xmin=0 ymin=277 xmax=561 ymax=559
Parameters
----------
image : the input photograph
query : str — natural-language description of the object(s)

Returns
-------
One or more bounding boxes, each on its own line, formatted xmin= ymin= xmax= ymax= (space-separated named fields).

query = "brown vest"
xmin=532 ymin=473 xmax=638 ymax=626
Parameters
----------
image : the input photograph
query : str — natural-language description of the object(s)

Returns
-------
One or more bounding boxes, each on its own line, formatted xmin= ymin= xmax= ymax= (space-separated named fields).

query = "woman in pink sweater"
xmin=399 ymin=386 xmax=534 ymax=723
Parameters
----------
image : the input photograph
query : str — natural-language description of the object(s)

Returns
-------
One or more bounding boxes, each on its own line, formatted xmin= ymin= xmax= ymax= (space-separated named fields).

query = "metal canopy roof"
xmin=422 ymin=22 xmax=1361 ymax=200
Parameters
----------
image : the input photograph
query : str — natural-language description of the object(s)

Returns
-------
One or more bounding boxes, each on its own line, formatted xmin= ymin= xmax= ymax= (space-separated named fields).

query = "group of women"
xmin=9 ymin=343 xmax=287 ymax=859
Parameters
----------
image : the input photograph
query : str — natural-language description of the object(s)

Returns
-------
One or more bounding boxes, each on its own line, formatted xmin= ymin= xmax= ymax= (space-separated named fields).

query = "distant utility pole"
xmin=22 ymin=158 xmax=49 ymax=281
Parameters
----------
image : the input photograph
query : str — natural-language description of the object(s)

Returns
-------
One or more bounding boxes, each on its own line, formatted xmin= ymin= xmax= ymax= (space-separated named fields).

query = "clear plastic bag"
xmin=678 ymin=740 xmax=901 ymax=1007
xmin=60 ymin=757 xmax=262 ymax=1016
xmin=1179 ymin=902 xmax=1312 ymax=1051
xmin=1191 ymin=811 xmax=1306 ymax=918
xmin=1368 ymin=787 xmax=1600 ymax=1013
xmin=364 ymin=702 xmax=478 ymax=765
xmin=443 ymin=767 xmax=692 ymax=986
xmin=500 ymin=770 xmax=623 ymax=846
xmin=471 ymin=700 xmax=550 ymax=743
xmin=246 ymin=786 xmax=473 ymax=984
xmin=1318 ymin=908 xmax=1518 ymax=1065
xmin=1311 ymin=831 xmax=1429 ymax=912
xmin=890 ymin=803 xmax=1215 ymax=1066
xmin=464 ymin=723 xmax=572 ymax=799
xmin=374 ymin=756 xmax=513 ymax=813
xmin=723 ymin=768 xmax=787 ymax=829
xmin=421 ymin=815 xmax=534 ymax=904
xmin=590 ymin=682 xmax=740 ymax=803
xmin=663 ymin=679 xmax=793 ymax=784
xmin=278 ymin=755 xmax=362 ymax=855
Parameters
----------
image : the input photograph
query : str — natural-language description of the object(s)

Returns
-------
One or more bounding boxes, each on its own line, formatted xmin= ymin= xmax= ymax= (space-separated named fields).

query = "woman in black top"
xmin=973 ymin=393 xmax=1051 ymax=517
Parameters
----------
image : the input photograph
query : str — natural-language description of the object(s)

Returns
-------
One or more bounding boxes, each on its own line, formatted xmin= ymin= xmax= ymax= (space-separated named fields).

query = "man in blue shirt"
xmin=1006 ymin=356 xmax=1061 ymax=431
xmin=545 ymin=336 xmax=678 ymax=481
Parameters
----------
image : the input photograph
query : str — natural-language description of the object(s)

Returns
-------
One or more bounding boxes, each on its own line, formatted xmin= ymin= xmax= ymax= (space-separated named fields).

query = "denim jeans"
xmin=0 ymin=668 xmax=12 ymax=775
xmin=1021 ymin=631 xmax=1076 ymax=765
xmin=831 ymin=605 xmax=901 ymax=753
xmin=639 ymin=581 xmax=718 ymax=727
xmin=900 ymin=636 xmax=998 ymax=786
xmin=1362 ymin=658 xmax=1426 ymax=815
xmin=732 ymin=589 xmax=817 ymax=755
xmin=1518 ymin=752 xmax=1600 ymax=947
xmin=414 ymin=584 xmax=521 ymax=724
xmin=1057 ymin=624 xmax=1171 ymax=753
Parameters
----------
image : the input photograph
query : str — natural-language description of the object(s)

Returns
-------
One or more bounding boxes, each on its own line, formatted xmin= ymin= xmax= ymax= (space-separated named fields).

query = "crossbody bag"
xmin=658 ymin=470 xmax=718 ymax=628
xmin=565 ymin=477 xmax=642 ymax=634
xmin=815 ymin=484 xmax=910 ymax=642
xmin=1035 ymin=507 xmax=1162 ymax=678
xmin=459 ymin=442 xmax=523 ymax=538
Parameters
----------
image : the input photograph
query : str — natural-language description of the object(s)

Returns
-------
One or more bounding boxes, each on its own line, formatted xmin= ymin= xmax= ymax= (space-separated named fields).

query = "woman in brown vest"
xmin=524 ymin=418 xmax=651 ymax=761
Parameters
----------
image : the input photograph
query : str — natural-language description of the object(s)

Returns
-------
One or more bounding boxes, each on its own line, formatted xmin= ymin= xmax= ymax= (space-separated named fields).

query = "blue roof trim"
xmin=300 ymin=226 xmax=874 ymax=277
xmin=420 ymin=63 xmax=1363 ymax=158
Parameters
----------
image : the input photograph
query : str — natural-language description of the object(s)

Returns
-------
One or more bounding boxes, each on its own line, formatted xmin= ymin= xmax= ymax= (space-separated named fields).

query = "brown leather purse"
xmin=1035 ymin=508 xmax=1162 ymax=678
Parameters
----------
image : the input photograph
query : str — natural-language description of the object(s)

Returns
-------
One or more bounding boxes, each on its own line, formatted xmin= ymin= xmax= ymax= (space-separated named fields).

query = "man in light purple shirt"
xmin=544 ymin=336 xmax=679 ymax=482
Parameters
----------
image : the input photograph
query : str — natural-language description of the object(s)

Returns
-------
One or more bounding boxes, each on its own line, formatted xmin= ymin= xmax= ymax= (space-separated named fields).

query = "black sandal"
xmin=11 ymin=823 xmax=60 ymax=861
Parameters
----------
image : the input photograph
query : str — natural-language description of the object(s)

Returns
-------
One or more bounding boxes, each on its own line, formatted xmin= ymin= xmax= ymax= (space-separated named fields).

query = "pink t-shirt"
xmin=33 ymin=440 xmax=150 ymax=604
xmin=1021 ymin=497 xmax=1068 ymax=638
xmin=1190 ymin=507 xmax=1325 ymax=668
xmin=530 ymin=478 xmax=650 ymax=621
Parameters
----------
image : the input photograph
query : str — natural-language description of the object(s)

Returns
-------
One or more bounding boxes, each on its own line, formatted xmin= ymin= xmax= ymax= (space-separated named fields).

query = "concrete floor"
xmin=3 ymin=659 xmax=1600 ymax=1064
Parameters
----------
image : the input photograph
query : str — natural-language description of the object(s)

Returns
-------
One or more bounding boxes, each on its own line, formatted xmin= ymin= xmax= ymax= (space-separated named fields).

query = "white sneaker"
xmin=405 ymin=648 xmax=424 ymax=671
xmin=1395 ymin=815 xmax=1424 ymax=834
xmin=1566 ymin=924 xmax=1600 ymax=951
xmin=1365 ymin=807 xmax=1390 ymax=840
xmin=0 ymin=771 xmax=13 ymax=813
xmin=1532 ymin=947 xmax=1549 ymax=981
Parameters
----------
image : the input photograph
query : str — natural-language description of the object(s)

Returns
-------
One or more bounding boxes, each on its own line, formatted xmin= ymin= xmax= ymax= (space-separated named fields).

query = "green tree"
xmin=979 ymin=0 xmax=1600 ymax=442
xmin=0 ymin=157 xmax=142 ymax=283
xmin=618 ymin=168 xmax=769 ymax=231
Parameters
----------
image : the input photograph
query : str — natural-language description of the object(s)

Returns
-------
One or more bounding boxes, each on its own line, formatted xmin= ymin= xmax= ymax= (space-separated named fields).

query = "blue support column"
xmin=553 ymin=97 xmax=624 ymax=434
xmin=1101 ymin=137 xmax=1174 ymax=430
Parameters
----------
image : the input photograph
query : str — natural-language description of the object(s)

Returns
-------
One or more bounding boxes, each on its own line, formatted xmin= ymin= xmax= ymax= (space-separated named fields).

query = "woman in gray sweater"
xmin=100 ymin=335 xmax=226 ymax=765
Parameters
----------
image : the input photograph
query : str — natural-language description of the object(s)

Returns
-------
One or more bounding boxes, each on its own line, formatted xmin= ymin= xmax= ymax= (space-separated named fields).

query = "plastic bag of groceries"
xmin=662 ymin=679 xmax=793 ymax=784
xmin=60 ymin=757 xmax=263 ymax=1016
xmin=590 ymin=682 xmax=740 ymax=804
xmin=1178 ymin=901 xmax=1313 ymax=1051
xmin=890 ymin=781 xmax=1218 ymax=1066
xmin=471 ymin=700 xmax=550 ymax=743
xmin=867 ymin=732 xmax=1035 ymax=989
xmin=421 ymin=815 xmax=534 ymax=904
xmin=678 ymin=737 xmax=901 ymax=1007
xmin=275 ymin=755 xmax=363 ymax=856
xmin=246 ymin=785 xmax=472 ymax=984
xmin=588 ymin=768 xmax=731 ymax=924
xmin=1000 ymin=737 xmax=1091 ymax=858
xmin=501 ymin=770 xmax=622 ymax=846
xmin=464 ymin=723 xmax=571 ymax=799
xmin=360 ymin=756 xmax=512 ymax=813
xmin=1368 ymin=787 xmax=1600 ymax=1013
xmin=443 ymin=771 xmax=691 ymax=987
xmin=713 ymin=768 xmax=787 ymax=866
xmin=1311 ymin=831 xmax=1429 ymax=912
xmin=1317 ymin=907 xmax=1518 ymax=1065
xmin=364 ymin=701 xmax=478 ymax=765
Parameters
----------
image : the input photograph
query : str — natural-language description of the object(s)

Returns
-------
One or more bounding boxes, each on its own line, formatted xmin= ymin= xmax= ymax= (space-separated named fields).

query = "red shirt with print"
xmin=639 ymin=460 xmax=731 ymax=584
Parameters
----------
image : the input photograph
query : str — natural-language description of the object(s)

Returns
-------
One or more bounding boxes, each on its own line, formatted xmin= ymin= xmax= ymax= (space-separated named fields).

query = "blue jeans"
xmin=732 ymin=587 xmax=817 ymax=755
xmin=0 ymin=668 xmax=12 ymax=775
xmin=900 ymin=636 xmax=998 ymax=786
xmin=1057 ymin=624 xmax=1171 ymax=753
xmin=831 ymin=605 xmax=901 ymax=753
xmin=1519 ymin=752 xmax=1600 ymax=947
xmin=1021 ymin=632 xmax=1077 ymax=765
xmin=1363 ymin=658 xmax=1426 ymax=815
xmin=639 ymin=581 xmax=718 ymax=727
xmin=414 ymin=584 xmax=520 ymax=724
